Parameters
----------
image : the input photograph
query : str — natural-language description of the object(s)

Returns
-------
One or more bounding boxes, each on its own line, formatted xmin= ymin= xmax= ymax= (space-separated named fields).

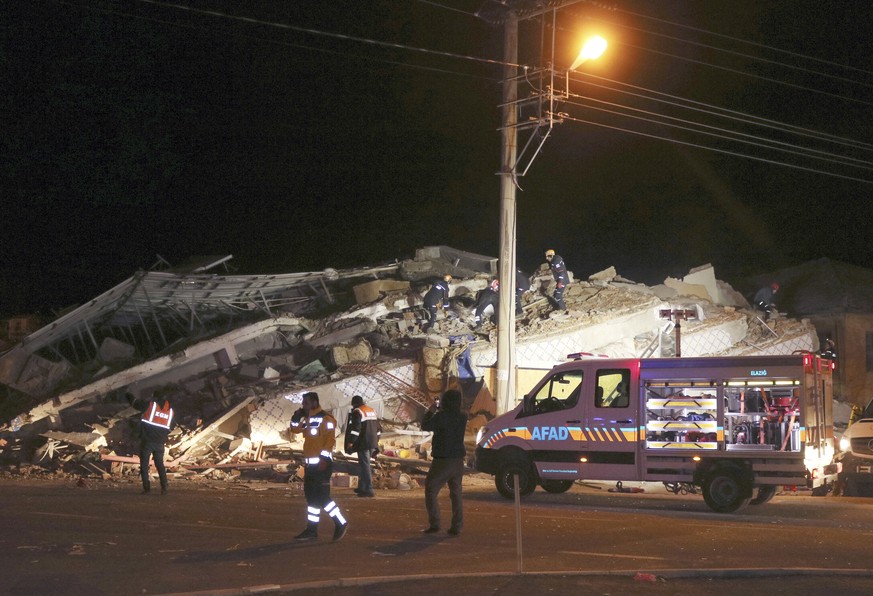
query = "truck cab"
xmin=474 ymin=353 xmax=838 ymax=513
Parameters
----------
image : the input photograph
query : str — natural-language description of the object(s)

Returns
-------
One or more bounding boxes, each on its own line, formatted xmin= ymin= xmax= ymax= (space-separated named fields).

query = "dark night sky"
xmin=3 ymin=0 xmax=873 ymax=317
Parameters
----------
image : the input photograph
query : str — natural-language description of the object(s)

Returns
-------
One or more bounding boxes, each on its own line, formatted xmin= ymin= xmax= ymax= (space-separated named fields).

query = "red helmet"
xmin=771 ymin=282 xmax=780 ymax=291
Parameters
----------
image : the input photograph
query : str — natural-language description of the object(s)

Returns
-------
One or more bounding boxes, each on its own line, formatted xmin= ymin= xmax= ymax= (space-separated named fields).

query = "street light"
xmin=570 ymin=35 xmax=607 ymax=71
xmin=495 ymin=25 xmax=608 ymax=415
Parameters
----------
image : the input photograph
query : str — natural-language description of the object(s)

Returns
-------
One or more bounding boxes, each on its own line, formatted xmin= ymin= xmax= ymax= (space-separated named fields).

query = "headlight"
xmin=476 ymin=426 xmax=487 ymax=445
xmin=839 ymin=436 xmax=850 ymax=452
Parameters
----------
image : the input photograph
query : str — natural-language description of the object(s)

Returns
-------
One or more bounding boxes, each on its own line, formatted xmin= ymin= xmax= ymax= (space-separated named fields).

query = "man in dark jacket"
xmin=420 ymin=389 xmax=467 ymax=536
xmin=545 ymin=249 xmax=567 ymax=310
xmin=344 ymin=395 xmax=382 ymax=498
xmin=473 ymin=280 xmax=499 ymax=328
xmin=422 ymin=274 xmax=452 ymax=331
xmin=138 ymin=387 xmax=175 ymax=495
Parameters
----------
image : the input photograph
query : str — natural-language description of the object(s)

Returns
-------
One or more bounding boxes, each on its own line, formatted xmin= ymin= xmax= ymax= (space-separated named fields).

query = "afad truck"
xmin=474 ymin=353 xmax=839 ymax=513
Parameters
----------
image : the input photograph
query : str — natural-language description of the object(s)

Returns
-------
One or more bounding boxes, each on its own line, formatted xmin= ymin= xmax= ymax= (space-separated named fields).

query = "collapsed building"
xmin=0 ymin=247 xmax=820 ymax=487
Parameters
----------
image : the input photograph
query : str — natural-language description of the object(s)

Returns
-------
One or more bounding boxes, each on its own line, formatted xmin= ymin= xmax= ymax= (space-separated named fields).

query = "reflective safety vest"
xmin=290 ymin=406 xmax=337 ymax=463
xmin=142 ymin=400 xmax=174 ymax=430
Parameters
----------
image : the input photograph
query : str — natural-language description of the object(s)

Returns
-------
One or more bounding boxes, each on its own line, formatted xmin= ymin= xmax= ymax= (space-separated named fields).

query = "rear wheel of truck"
xmin=495 ymin=460 xmax=537 ymax=499
xmin=702 ymin=469 xmax=751 ymax=513
xmin=540 ymin=479 xmax=574 ymax=494
xmin=749 ymin=485 xmax=777 ymax=505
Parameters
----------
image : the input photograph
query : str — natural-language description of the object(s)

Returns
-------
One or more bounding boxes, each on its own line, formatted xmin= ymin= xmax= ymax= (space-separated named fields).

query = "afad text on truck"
xmin=473 ymin=352 xmax=840 ymax=513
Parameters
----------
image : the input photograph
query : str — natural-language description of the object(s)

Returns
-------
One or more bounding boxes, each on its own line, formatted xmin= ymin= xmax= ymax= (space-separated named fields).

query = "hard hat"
xmin=489 ymin=279 xmax=500 ymax=291
xmin=443 ymin=274 xmax=453 ymax=282
xmin=545 ymin=249 xmax=556 ymax=258
xmin=771 ymin=282 xmax=780 ymax=291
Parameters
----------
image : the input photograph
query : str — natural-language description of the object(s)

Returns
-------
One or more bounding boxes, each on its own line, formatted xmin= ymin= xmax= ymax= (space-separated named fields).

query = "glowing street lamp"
xmin=570 ymin=35 xmax=607 ymax=71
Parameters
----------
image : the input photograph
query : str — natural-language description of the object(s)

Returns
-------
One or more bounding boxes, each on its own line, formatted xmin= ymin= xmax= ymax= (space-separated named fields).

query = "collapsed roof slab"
xmin=22 ymin=316 xmax=306 ymax=426
xmin=0 ymin=261 xmax=399 ymax=398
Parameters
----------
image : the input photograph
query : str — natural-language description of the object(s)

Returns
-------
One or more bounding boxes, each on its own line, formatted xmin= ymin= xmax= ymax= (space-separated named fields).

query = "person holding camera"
xmin=420 ymin=389 xmax=467 ymax=536
xmin=289 ymin=391 xmax=348 ymax=542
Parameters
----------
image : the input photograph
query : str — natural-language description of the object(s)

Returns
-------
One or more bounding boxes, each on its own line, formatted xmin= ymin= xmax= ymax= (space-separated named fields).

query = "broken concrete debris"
xmin=0 ymin=249 xmax=819 ymax=490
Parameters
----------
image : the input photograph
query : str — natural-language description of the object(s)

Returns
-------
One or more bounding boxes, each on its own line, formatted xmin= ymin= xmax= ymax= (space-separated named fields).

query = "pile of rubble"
xmin=0 ymin=247 xmax=819 ymax=489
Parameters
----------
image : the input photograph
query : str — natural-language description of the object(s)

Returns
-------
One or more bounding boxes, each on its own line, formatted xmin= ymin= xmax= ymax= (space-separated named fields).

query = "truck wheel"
xmin=541 ymin=479 xmax=574 ymax=494
xmin=749 ymin=485 xmax=776 ymax=505
xmin=495 ymin=460 xmax=536 ymax=499
xmin=702 ymin=469 xmax=751 ymax=513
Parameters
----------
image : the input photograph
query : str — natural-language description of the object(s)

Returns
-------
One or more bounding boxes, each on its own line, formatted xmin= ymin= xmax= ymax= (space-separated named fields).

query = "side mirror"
xmin=522 ymin=395 xmax=532 ymax=415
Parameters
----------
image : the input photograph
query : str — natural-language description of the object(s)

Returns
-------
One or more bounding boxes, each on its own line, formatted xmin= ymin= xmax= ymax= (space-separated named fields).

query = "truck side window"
xmin=596 ymin=369 xmax=630 ymax=408
xmin=528 ymin=371 xmax=584 ymax=415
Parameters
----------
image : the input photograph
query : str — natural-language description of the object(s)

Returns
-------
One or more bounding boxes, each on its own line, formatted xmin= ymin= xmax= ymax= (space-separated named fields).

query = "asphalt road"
xmin=3 ymin=474 xmax=873 ymax=595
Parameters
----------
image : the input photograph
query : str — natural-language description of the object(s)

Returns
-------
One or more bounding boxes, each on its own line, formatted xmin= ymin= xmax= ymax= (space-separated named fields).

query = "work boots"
xmin=294 ymin=523 xmax=318 ymax=541
xmin=333 ymin=521 xmax=348 ymax=542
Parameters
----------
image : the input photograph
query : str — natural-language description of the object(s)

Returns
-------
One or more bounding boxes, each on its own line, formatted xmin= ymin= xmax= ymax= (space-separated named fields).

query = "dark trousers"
xmin=474 ymin=293 xmax=498 ymax=325
xmin=423 ymin=302 xmax=439 ymax=330
xmin=553 ymin=285 xmax=566 ymax=310
xmin=356 ymin=449 xmax=375 ymax=494
xmin=304 ymin=462 xmax=333 ymax=510
xmin=139 ymin=442 xmax=168 ymax=490
xmin=424 ymin=457 xmax=464 ymax=531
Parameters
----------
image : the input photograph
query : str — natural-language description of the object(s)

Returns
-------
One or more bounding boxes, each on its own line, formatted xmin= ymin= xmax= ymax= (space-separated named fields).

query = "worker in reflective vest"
xmin=344 ymin=395 xmax=382 ymax=497
xmin=289 ymin=391 xmax=348 ymax=542
xmin=139 ymin=389 xmax=174 ymax=495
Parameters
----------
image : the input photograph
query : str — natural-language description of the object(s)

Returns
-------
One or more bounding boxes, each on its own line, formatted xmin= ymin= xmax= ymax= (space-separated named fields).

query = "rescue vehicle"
xmin=474 ymin=352 xmax=839 ymax=513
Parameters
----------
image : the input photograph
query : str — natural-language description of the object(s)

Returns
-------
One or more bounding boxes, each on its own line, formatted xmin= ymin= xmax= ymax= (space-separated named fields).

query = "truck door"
xmin=582 ymin=367 xmax=639 ymax=480
xmin=522 ymin=368 xmax=586 ymax=480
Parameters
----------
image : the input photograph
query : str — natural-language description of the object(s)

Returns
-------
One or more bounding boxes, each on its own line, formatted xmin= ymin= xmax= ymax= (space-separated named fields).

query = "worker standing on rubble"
xmin=473 ymin=279 xmax=499 ymax=328
xmin=344 ymin=395 xmax=381 ymax=498
xmin=545 ymin=249 xmax=568 ymax=310
xmin=138 ymin=387 xmax=174 ymax=495
xmin=754 ymin=281 xmax=779 ymax=318
xmin=290 ymin=391 xmax=349 ymax=542
xmin=420 ymin=389 xmax=467 ymax=536
xmin=422 ymin=274 xmax=452 ymax=332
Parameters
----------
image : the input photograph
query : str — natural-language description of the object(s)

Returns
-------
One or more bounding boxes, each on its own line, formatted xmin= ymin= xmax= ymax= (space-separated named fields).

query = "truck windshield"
xmin=527 ymin=370 xmax=584 ymax=415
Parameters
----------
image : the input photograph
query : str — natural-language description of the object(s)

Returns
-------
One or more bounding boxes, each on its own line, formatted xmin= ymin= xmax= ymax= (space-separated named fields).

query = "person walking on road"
xmin=138 ymin=387 xmax=174 ymax=495
xmin=344 ymin=395 xmax=382 ymax=498
xmin=545 ymin=249 xmax=568 ymax=310
xmin=290 ymin=391 xmax=348 ymax=542
xmin=421 ymin=389 xmax=467 ymax=536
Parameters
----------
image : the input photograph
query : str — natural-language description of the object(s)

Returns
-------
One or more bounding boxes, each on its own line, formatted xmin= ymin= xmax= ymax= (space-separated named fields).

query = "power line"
xmin=560 ymin=114 xmax=873 ymax=185
xmin=132 ymin=0 xmax=517 ymax=68
xmin=579 ymin=13 xmax=873 ymax=91
xmin=569 ymin=72 xmax=873 ymax=152
xmin=560 ymin=94 xmax=873 ymax=172
xmin=620 ymin=41 xmax=873 ymax=108
xmin=614 ymin=5 xmax=873 ymax=78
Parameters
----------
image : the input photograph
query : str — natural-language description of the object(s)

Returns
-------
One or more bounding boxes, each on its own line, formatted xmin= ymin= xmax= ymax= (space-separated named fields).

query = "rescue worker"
xmin=472 ymin=279 xmax=499 ymax=328
xmin=290 ymin=391 xmax=348 ymax=542
xmin=754 ymin=281 xmax=779 ymax=317
xmin=421 ymin=389 xmax=467 ymax=536
xmin=138 ymin=387 xmax=174 ymax=495
xmin=515 ymin=269 xmax=531 ymax=316
xmin=344 ymin=395 xmax=382 ymax=498
xmin=820 ymin=337 xmax=837 ymax=360
xmin=545 ymin=249 xmax=567 ymax=310
xmin=422 ymin=274 xmax=452 ymax=332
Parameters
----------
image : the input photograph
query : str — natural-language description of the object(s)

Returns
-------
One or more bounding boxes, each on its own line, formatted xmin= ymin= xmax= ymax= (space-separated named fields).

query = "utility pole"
xmin=496 ymin=13 xmax=519 ymax=415
xmin=483 ymin=0 xmax=590 ymax=414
